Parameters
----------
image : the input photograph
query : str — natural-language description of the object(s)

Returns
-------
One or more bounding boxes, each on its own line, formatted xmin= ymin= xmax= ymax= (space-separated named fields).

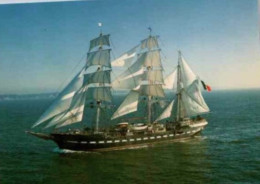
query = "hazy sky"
xmin=0 ymin=0 xmax=259 ymax=94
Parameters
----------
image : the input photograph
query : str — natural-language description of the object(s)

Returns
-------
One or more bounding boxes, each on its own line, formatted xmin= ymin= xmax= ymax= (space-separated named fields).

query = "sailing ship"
xmin=27 ymin=28 xmax=211 ymax=151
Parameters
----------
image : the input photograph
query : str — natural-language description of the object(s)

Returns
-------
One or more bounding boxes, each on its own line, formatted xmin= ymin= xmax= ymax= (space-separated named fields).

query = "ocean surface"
xmin=0 ymin=89 xmax=259 ymax=184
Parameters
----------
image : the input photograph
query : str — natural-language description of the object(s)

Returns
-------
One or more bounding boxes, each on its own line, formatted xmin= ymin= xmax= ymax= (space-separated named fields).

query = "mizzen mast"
xmin=176 ymin=50 xmax=182 ymax=121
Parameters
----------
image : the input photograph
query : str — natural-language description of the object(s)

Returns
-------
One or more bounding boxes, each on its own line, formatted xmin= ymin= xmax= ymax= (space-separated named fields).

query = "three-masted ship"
xmin=27 ymin=29 xmax=211 ymax=151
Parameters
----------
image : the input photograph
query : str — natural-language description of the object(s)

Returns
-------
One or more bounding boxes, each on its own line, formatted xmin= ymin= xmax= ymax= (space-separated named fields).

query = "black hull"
xmin=51 ymin=128 xmax=203 ymax=152
xmin=27 ymin=120 xmax=208 ymax=152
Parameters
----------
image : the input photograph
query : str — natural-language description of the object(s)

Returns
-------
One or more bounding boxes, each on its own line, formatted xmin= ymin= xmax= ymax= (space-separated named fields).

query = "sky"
xmin=0 ymin=0 xmax=259 ymax=94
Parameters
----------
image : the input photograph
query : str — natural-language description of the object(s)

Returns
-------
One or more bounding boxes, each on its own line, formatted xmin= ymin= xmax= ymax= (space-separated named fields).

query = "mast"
xmin=152 ymin=51 xmax=210 ymax=123
xmin=95 ymin=24 xmax=103 ymax=133
xmin=111 ymin=29 xmax=165 ymax=122
xmin=95 ymin=39 xmax=102 ymax=133
xmin=32 ymin=24 xmax=112 ymax=130
xmin=85 ymin=23 xmax=112 ymax=133
xmin=176 ymin=50 xmax=182 ymax=122
xmin=95 ymin=23 xmax=102 ymax=133
xmin=147 ymin=66 xmax=152 ymax=124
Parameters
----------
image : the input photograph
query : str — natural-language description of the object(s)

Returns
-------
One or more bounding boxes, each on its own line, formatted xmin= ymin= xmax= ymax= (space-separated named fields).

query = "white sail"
xmin=112 ymin=49 xmax=162 ymax=90
xmin=181 ymin=79 xmax=209 ymax=117
xmin=112 ymin=63 xmax=145 ymax=89
xmin=112 ymin=35 xmax=164 ymax=124
xmin=141 ymin=36 xmax=159 ymax=50
xmin=179 ymin=56 xmax=197 ymax=88
xmin=87 ymin=49 xmax=111 ymax=68
xmin=32 ymin=68 xmax=85 ymax=128
xmin=89 ymin=34 xmax=110 ymax=51
xmin=154 ymin=100 xmax=174 ymax=122
xmin=84 ymin=70 xmax=111 ymax=85
xmin=137 ymin=50 xmax=162 ymax=68
xmin=111 ymin=90 xmax=139 ymax=119
xmin=138 ymin=84 xmax=165 ymax=97
xmin=111 ymin=45 xmax=139 ymax=67
xmin=143 ymin=69 xmax=164 ymax=83
xmin=44 ymin=87 xmax=87 ymax=128
xmin=163 ymin=68 xmax=177 ymax=89
xmin=85 ymin=86 xmax=112 ymax=102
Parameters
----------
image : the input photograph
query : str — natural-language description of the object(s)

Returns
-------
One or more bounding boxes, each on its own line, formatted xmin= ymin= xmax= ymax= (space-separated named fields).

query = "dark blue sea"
xmin=0 ymin=89 xmax=259 ymax=184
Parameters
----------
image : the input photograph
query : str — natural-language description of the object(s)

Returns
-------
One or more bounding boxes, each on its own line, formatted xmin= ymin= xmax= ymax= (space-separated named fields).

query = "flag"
xmin=201 ymin=80 xmax=211 ymax=92
xmin=98 ymin=22 xmax=102 ymax=27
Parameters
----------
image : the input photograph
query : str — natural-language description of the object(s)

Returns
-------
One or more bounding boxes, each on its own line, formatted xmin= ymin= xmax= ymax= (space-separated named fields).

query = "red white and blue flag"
xmin=201 ymin=80 xmax=211 ymax=92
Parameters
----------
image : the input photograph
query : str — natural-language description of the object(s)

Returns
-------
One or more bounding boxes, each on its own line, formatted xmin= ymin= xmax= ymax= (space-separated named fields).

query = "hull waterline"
xmin=27 ymin=122 xmax=207 ymax=152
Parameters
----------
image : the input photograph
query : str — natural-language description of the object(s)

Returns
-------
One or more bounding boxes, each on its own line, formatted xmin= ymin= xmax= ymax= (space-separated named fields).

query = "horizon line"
xmin=0 ymin=87 xmax=260 ymax=96
xmin=0 ymin=0 xmax=88 ymax=5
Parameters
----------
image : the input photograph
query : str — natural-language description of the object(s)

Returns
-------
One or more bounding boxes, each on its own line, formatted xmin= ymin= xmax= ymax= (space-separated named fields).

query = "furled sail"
xmin=154 ymin=100 xmax=174 ymax=122
xmin=32 ymin=68 xmax=85 ymax=128
xmin=89 ymin=34 xmax=110 ymax=51
xmin=111 ymin=45 xmax=139 ymax=67
xmin=111 ymin=90 xmax=139 ymax=119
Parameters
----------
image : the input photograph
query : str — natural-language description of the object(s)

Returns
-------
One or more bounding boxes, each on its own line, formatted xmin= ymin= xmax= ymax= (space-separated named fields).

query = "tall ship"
xmin=27 ymin=28 xmax=211 ymax=151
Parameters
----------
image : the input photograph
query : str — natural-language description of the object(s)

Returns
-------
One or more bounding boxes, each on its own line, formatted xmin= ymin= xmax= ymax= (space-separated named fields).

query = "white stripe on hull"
xmin=63 ymin=128 xmax=203 ymax=146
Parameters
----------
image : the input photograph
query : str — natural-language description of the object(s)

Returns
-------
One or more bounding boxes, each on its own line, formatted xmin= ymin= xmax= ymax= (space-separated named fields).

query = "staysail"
xmin=163 ymin=68 xmax=177 ymax=90
xmin=111 ymin=44 xmax=140 ymax=67
xmin=111 ymin=90 xmax=139 ymax=120
xmin=32 ymin=68 xmax=85 ymax=128
xmin=154 ymin=100 xmax=174 ymax=122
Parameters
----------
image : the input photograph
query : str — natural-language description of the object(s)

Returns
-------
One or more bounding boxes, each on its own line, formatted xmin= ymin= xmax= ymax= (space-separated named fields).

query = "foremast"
xmin=85 ymin=29 xmax=112 ymax=133
xmin=31 ymin=27 xmax=112 ymax=131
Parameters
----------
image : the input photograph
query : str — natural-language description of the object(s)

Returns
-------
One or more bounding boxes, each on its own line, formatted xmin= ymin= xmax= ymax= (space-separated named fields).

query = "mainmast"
xmin=147 ymin=27 xmax=152 ymax=124
xmin=111 ymin=29 xmax=165 ymax=122
xmin=141 ymin=28 xmax=164 ymax=124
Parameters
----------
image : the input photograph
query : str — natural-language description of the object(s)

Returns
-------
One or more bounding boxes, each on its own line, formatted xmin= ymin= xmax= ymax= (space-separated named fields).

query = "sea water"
xmin=0 ymin=89 xmax=259 ymax=183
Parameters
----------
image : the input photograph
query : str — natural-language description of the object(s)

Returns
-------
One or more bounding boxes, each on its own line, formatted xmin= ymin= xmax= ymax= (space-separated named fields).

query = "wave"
xmin=52 ymin=147 xmax=100 ymax=154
